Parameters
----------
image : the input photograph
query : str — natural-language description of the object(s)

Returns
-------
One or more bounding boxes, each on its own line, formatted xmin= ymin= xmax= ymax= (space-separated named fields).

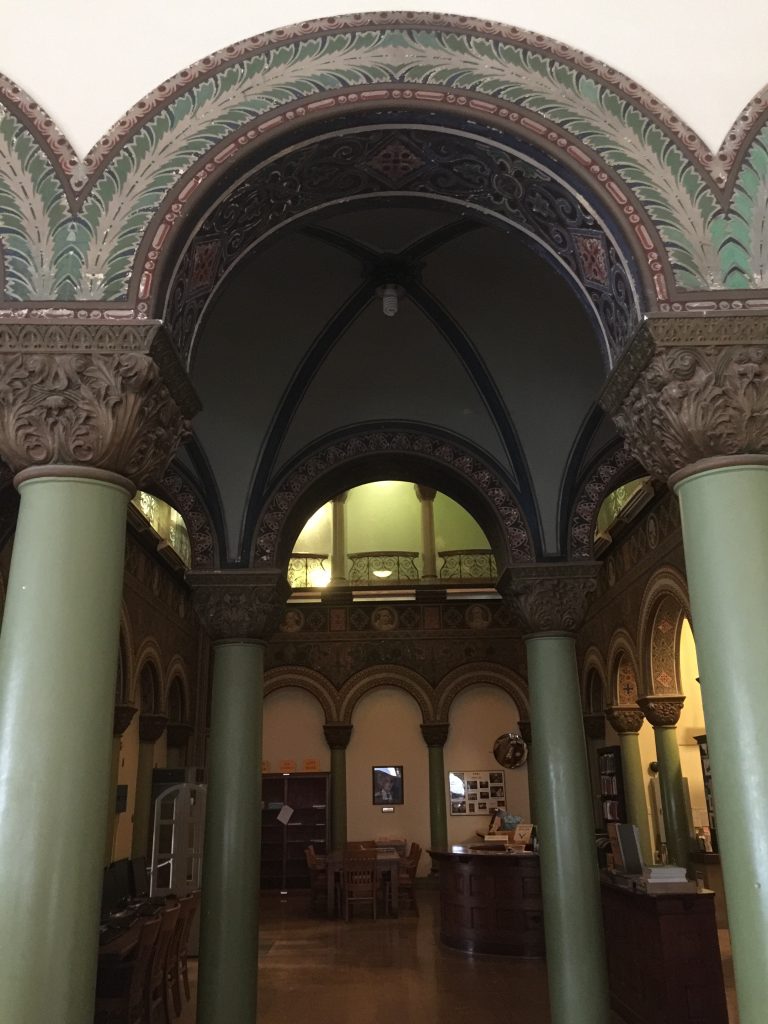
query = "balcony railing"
xmin=287 ymin=553 xmax=329 ymax=589
xmin=439 ymin=549 xmax=497 ymax=581
xmin=347 ymin=551 xmax=420 ymax=585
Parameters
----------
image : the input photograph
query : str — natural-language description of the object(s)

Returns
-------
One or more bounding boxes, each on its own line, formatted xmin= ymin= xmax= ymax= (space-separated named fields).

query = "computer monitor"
xmin=130 ymin=855 xmax=150 ymax=899
xmin=101 ymin=858 xmax=132 ymax=918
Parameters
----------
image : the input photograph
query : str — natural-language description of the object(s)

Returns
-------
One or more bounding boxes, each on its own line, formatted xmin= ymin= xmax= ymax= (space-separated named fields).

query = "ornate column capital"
xmin=166 ymin=722 xmax=193 ymax=749
xmin=139 ymin=712 xmax=168 ymax=744
xmin=323 ymin=723 xmax=353 ymax=750
xmin=638 ymin=694 xmax=686 ymax=728
xmin=421 ymin=722 xmax=450 ymax=747
xmin=606 ymin=705 xmax=645 ymax=735
xmin=518 ymin=720 xmax=532 ymax=745
xmin=497 ymin=563 xmax=600 ymax=635
xmin=415 ymin=484 xmax=437 ymax=502
xmin=0 ymin=321 xmax=199 ymax=487
xmin=113 ymin=703 xmax=137 ymax=737
xmin=188 ymin=570 xmax=291 ymax=642
xmin=601 ymin=312 xmax=768 ymax=481
xmin=582 ymin=712 xmax=605 ymax=741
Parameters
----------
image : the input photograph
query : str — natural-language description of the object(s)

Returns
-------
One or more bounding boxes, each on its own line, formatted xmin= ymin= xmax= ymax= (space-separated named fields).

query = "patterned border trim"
xmin=433 ymin=662 xmax=530 ymax=720
xmin=567 ymin=442 xmax=641 ymax=558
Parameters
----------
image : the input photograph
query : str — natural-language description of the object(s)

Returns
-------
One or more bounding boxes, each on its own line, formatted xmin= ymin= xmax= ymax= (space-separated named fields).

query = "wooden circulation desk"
xmin=429 ymin=846 xmax=544 ymax=957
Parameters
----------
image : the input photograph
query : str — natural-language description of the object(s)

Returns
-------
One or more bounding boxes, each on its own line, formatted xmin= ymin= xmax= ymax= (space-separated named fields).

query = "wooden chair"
xmin=340 ymin=850 xmax=378 ymax=921
xmin=397 ymin=842 xmax=421 ymax=914
xmin=95 ymin=914 xmax=161 ymax=1024
xmin=146 ymin=902 xmax=179 ymax=1024
xmin=178 ymin=891 xmax=200 ymax=1004
xmin=165 ymin=893 xmax=195 ymax=1020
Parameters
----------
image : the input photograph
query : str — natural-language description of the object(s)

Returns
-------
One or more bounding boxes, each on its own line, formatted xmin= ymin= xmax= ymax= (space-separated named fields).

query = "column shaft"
xmin=618 ymin=732 xmax=654 ymax=865
xmin=653 ymin=725 xmax=692 ymax=867
xmin=675 ymin=462 xmax=768 ymax=1023
xmin=427 ymin=745 xmax=448 ymax=849
xmin=417 ymin=489 xmax=438 ymax=581
xmin=330 ymin=746 xmax=348 ymax=850
xmin=527 ymin=634 xmax=610 ymax=1024
xmin=0 ymin=473 xmax=130 ymax=1024
xmin=197 ymin=640 xmax=265 ymax=1024
xmin=330 ymin=495 xmax=347 ymax=584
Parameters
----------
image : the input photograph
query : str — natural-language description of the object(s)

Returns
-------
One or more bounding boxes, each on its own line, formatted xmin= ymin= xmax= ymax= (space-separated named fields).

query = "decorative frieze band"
xmin=498 ymin=563 xmax=600 ymax=634
xmin=638 ymin=694 xmax=685 ymax=727
xmin=323 ymin=723 xmax=353 ymax=750
xmin=606 ymin=706 xmax=645 ymax=735
xmin=0 ymin=322 xmax=199 ymax=485
xmin=189 ymin=570 xmax=291 ymax=641
xmin=421 ymin=722 xmax=450 ymax=747
xmin=601 ymin=313 xmax=768 ymax=480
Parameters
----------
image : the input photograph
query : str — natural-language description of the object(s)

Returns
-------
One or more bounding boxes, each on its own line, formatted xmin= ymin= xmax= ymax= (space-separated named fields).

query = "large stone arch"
xmin=117 ymin=602 xmax=135 ymax=706
xmin=580 ymin=646 xmax=608 ymax=712
xmin=637 ymin=566 xmax=691 ymax=697
xmin=434 ymin=662 xmax=529 ymax=722
xmin=164 ymin=654 xmax=192 ymax=722
xmin=131 ymin=638 xmax=165 ymax=712
xmin=338 ymin=665 xmax=433 ymax=724
xmin=264 ymin=666 xmax=338 ymax=723
xmin=157 ymin=460 xmax=221 ymax=570
xmin=565 ymin=441 xmax=645 ymax=558
xmin=4 ymin=13 xmax=768 ymax=319
xmin=250 ymin=424 xmax=535 ymax=572
xmin=606 ymin=628 xmax=642 ymax=706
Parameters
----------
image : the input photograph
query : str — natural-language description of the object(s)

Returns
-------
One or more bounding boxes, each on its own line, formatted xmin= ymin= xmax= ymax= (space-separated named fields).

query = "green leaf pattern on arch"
xmin=1 ymin=27 xmax=767 ymax=300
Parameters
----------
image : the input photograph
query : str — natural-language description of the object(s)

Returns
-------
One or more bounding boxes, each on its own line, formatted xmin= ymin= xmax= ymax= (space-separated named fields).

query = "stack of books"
xmin=635 ymin=865 xmax=697 ymax=894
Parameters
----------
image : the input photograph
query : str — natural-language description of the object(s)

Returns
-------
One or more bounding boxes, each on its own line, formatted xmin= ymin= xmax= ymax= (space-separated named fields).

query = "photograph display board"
xmin=448 ymin=769 xmax=506 ymax=815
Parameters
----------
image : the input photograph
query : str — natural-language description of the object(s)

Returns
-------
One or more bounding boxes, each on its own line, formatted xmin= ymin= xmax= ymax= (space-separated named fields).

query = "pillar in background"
xmin=105 ymin=704 xmax=137 ymax=865
xmin=500 ymin=565 xmax=610 ymax=1024
xmin=0 ymin=321 xmax=196 ymax=1024
xmin=415 ymin=485 xmax=438 ymax=581
xmin=606 ymin=706 xmax=654 ymax=865
xmin=191 ymin=571 xmax=289 ymax=1024
xmin=324 ymin=723 xmax=353 ymax=850
xmin=132 ymin=713 xmax=168 ymax=859
xmin=330 ymin=492 xmax=348 ymax=585
xmin=637 ymin=696 xmax=691 ymax=867
xmin=421 ymin=722 xmax=449 ymax=853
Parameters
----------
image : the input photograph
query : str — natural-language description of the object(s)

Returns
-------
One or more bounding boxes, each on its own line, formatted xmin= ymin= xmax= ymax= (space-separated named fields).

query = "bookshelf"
xmin=694 ymin=735 xmax=718 ymax=853
xmin=261 ymin=772 xmax=330 ymax=892
xmin=597 ymin=745 xmax=627 ymax=829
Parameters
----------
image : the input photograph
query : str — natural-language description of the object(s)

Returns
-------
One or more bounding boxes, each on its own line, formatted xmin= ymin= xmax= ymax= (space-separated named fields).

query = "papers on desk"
xmin=276 ymin=804 xmax=294 ymax=825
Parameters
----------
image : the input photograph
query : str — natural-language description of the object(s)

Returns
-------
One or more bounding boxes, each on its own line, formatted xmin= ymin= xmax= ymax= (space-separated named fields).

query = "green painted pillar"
xmin=606 ymin=707 xmax=653 ymax=865
xmin=639 ymin=696 xmax=691 ymax=867
xmin=197 ymin=640 xmax=265 ymax=1024
xmin=0 ymin=469 xmax=132 ymax=1024
xmin=323 ymin=724 xmax=352 ymax=850
xmin=527 ymin=633 xmax=610 ymax=1024
xmin=421 ymin=723 xmax=449 ymax=851
xmin=674 ymin=459 xmax=768 ymax=1023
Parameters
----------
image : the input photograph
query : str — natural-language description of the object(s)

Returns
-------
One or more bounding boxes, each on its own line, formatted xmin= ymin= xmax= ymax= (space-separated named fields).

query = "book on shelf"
xmin=643 ymin=865 xmax=688 ymax=881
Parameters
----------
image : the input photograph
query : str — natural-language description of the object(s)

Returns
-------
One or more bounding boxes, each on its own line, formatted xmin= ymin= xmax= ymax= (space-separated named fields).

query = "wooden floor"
xmin=178 ymin=888 xmax=740 ymax=1023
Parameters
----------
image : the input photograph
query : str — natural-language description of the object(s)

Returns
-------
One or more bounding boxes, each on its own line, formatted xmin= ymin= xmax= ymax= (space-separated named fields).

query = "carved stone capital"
xmin=324 ymin=723 xmax=353 ymax=750
xmin=0 ymin=321 xmax=199 ymax=486
xmin=583 ymin=713 xmax=605 ymax=741
xmin=497 ymin=563 xmax=600 ymax=634
xmin=601 ymin=313 xmax=768 ymax=479
xmin=113 ymin=703 xmax=137 ymax=737
xmin=638 ymin=694 xmax=685 ymax=728
xmin=189 ymin=570 xmax=291 ymax=641
xmin=421 ymin=722 xmax=450 ymax=747
xmin=518 ymin=720 xmax=532 ymax=745
xmin=606 ymin=706 xmax=645 ymax=735
xmin=139 ymin=713 xmax=168 ymax=744
xmin=166 ymin=722 xmax=193 ymax=749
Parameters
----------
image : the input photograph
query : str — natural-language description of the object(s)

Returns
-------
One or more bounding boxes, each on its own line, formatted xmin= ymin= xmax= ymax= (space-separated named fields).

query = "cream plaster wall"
xmin=678 ymin=618 xmax=707 ymax=829
xmin=262 ymin=687 xmax=331 ymax=773
xmin=345 ymin=481 xmax=421 ymax=555
xmin=3 ymin=2 xmax=767 ymax=158
xmin=113 ymin=714 xmax=140 ymax=861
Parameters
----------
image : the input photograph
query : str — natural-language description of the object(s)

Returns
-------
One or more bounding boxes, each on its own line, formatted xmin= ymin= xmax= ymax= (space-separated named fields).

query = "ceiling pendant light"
xmin=381 ymin=283 xmax=399 ymax=317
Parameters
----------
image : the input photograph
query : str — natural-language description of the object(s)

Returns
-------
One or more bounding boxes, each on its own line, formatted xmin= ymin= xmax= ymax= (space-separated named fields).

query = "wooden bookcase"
xmin=694 ymin=735 xmax=719 ymax=853
xmin=261 ymin=772 xmax=330 ymax=892
xmin=597 ymin=745 xmax=627 ymax=829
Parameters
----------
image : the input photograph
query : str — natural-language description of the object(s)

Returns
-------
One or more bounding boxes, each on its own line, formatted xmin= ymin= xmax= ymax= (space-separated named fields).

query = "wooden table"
xmin=323 ymin=849 xmax=401 ymax=917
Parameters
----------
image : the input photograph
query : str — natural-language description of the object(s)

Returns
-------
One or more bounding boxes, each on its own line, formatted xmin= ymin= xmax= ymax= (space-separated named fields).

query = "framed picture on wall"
xmin=372 ymin=765 xmax=404 ymax=805
xmin=449 ymin=770 xmax=506 ymax=815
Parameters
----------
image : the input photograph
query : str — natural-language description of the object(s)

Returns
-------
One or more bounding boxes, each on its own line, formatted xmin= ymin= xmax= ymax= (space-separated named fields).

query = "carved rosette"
xmin=583 ymin=713 xmax=605 ymax=741
xmin=113 ymin=703 xmax=137 ymax=736
xmin=606 ymin=706 xmax=645 ymax=735
xmin=324 ymin=723 xmax=353 ymax=750
xmin=518 ymin=720 xmax=532 ymax=745
xmin=139 ymin=713 xmax=168 ymax=744
xmin=601 ymin=314 xmax=768 ymax=480
xmin=421 ymin=722 xmax=450 ymax=748
xmin=189 ymin=570 xmax=291 ymax=641
xmin=498 ymin=564 xmax=600 ymax=635
xmin=638 ymin=695 xmax=685 ymax=727
xmin=0 ymin=322 xmax=199 ymax=485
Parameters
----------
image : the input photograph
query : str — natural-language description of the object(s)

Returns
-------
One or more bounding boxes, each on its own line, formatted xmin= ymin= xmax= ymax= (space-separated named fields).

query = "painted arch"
xmin=637 ymin=566 xmax=691 ymax=697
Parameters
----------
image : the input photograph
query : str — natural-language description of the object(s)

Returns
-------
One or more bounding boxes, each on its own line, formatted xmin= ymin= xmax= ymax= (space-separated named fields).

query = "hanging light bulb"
xmin=381 ymin=284 xmax=399 ymax=317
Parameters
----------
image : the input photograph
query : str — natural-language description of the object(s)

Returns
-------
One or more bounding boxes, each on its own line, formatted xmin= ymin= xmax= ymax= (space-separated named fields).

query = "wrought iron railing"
xmin=347 ymin=551 xmax=420 ymax=585
xmin=287 ymin=553 xmax=329 ymax=589
xmin=439 ymin=549 xmax=497 ymax=580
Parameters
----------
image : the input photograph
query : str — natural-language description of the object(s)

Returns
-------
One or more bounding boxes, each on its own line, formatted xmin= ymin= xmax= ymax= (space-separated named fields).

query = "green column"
xmin=674 ymin=460 xmax=768 ymax=1023
xmin=639 ymin=696 xmax=691 ymax=867
xmin=197 ymin=640 xmax=265 ymax=1024
xmin=324 ymin=723 xmax=352 ymax=850
xmin=527 ymin=634 xmax=610 ymax=1024
xmin=0 ymin=469 xmax=131 ymax=1024
xmin=606 ymin=708 xmax=653 ymax=865
xmin=421 ymin=723 xmax=449 ymax=851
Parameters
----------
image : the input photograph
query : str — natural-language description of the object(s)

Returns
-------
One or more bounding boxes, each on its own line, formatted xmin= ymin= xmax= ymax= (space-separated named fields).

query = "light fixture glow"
xmin=372 ymin=569 xmax=393 ymax=578
xmin=381 ymin=284 xmax=399 ymax=317
xmin=308 ymin=567 xmax=331 ymax=588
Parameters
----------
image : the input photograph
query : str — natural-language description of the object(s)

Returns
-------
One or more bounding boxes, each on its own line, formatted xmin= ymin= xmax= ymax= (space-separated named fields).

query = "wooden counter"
xmin=429 ymin=846 xmax=544 ymax=957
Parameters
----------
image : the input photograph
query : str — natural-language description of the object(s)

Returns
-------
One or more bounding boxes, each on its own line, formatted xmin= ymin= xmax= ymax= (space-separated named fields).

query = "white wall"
xmin=3 ymin=2 xmax=766 ymax=158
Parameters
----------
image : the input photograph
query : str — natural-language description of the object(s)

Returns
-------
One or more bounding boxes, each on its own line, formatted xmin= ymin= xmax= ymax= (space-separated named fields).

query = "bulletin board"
xmin=448 ymin=769 xmax=506 ymax=816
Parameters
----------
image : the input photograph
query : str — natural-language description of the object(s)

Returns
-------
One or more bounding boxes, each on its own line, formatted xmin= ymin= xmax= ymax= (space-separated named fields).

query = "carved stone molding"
xmin=189 ymin=570 xmax=291 ymax=641
xmin=606 ymin=706 xmax=645 ymax=734
xmin=583 ymin=713 xmax=605 ymax=741
xmin=139 ymin=713 xmax=168 ymax=744
xmin=166 ymin=722 xmax=193 ymax=749
xmin=421 ymin=722 xmax=450 ymax=748
xmin=0 ymin=322 xmax=199 ymax=485
xmin=498 ymin=563 xmax=600 ymax=634
xmin=323 ymin=723 xmax=353 ymax=751
xmin=601 ymin=313 xmax=768 ymax=479
xmin=638 ymin=694 xmax=685 ymax=727
xmin=113 ymin=703 xmax=137 ymax=737
xmin=518 ymin=720 xmax=532 ymax=745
